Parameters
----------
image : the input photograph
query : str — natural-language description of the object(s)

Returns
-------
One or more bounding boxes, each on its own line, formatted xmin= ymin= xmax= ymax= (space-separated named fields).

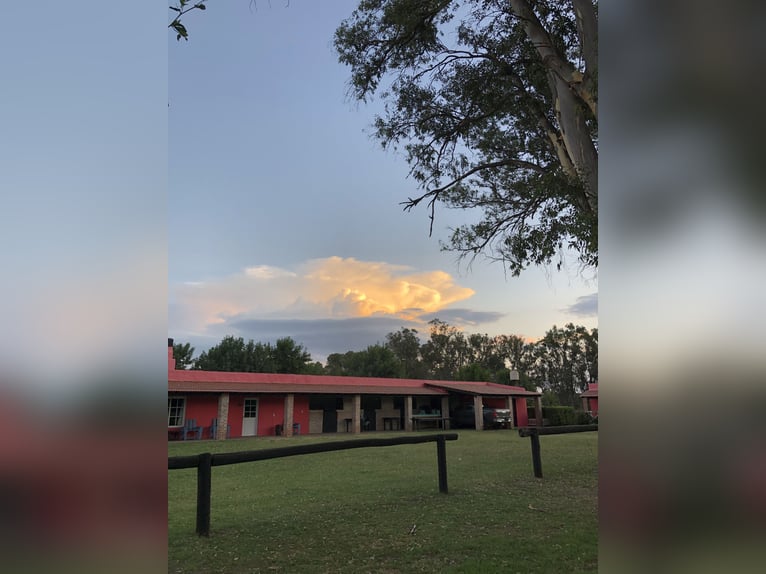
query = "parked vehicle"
xmin=451 ymin=405 xmax=512 ymax=429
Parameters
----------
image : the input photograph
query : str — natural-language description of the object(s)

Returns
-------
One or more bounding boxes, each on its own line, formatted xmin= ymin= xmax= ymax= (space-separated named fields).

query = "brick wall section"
xmin=216 ymin=393 xmax=229 ymax=440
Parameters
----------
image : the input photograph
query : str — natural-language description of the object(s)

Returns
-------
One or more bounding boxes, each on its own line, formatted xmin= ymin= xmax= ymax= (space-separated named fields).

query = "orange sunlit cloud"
xmin=170 ymin=256 xmax=475 ymax=335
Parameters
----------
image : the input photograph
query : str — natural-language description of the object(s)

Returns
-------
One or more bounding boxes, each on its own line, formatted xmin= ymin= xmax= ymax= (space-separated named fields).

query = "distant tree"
xmin=193 ymin=335 xmax=314 ymax=374
xmin=335 ymin=0 xmax=598 ymax=275
xmin=385 ymin=327 xmax=426 ymax=378
xmin=326 ymin=345 xmax=403 ymax=378
xmin=420 ymin=319 xmax=470 ymax=379
xmin=272 ymin=337 xmax=313 ymax=374
xmin=526 ymin=323 xmax=597 ymax=406
xmin=303 ymin=361 xmax=326 ymax=375
xmin=455 ymin=363 xmax=493 ymax=382
xmin=541 ymin=389 xmax=561 ymax=406
xmin=172 ymin=341 xmax=195 ymax=370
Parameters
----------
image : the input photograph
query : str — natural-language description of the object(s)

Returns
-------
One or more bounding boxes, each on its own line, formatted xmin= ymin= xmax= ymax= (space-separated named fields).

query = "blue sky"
xmin=169 ymin=0 xmax=597 ymax=361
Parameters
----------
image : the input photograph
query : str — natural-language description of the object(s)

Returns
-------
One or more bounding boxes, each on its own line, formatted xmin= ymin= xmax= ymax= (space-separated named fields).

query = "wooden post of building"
xmin=352 ymin=394 xmax=361 ymax=434
xmin=473 ymin=395 xmax=484 ymax=431
xmin=284 ymin=394 xmax=295 ymax=437
xmin=436 ymin=434 xmax=448 ymax=493
xmin=404 ymin=396 xmax=413 ymax=431
xmin=216 ymin=393 xmax=229 ymax=440
xmin=196 ymin=453 xmax=212 ymax=536
xmin=505 ymin=396 xmax=513 ymax=428
xmin=534 ymin=396 xmax=543 ymax=427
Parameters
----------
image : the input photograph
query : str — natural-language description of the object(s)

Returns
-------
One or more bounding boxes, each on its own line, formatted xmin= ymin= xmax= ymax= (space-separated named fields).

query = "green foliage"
xmin=542 ymin=405 xmax=577 ymax=426
xmin=168 ymin=1 xmax=208 ymax=42
xmin=335 ymin=0 xmax=598 ymax=275
xmin=384 ymin=327 xmax=426 ymax=378
xmin=541 ymin=389 xmax=560 ymax=406
xmin=326 ymin=345 xmax=404 ymax=378
xmin=576 ymin=410 xmax=596 ymax=425
xmin=455 ymin=363 xmax=492 ymax=382
xmin=527 ymin=323 xmax=597 ymax=407
xmin=172 ymin=341 xmax=195 ymax=370
xmin=183 ymin=320 xmax=597 ymax=394
xmin=193 ymin=335 xmax=314 ymax=374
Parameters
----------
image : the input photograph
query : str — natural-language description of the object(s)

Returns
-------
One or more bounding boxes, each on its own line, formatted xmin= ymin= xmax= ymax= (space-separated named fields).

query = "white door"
xmin=242 ymin=398 xmax=258 ymax=436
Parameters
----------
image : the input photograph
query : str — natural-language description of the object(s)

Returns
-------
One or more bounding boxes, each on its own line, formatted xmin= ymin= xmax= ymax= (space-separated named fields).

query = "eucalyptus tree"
xmin=335 ymin=0 xmax=597 ymax=274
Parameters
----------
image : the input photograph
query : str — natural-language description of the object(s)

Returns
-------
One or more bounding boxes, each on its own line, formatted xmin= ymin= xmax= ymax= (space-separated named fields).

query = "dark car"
xmin=451 ymin=405 xmax=512 ymax=429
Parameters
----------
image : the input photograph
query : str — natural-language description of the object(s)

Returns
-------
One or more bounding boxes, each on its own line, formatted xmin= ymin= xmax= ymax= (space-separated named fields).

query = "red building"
xmin=580 ymin=382 xmax=599 ymax=416
xmin=167 ymin=340 xmax=542 ymax=439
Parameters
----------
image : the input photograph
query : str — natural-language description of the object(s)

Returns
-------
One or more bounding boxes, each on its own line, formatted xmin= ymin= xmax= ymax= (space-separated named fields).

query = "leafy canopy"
xmin=335 ymin=0 xmax=598 ymax=275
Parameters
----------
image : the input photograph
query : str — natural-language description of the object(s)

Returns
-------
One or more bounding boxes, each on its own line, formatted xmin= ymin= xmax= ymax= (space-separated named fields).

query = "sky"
xmin=169 ymin=0 xmax=597 ymax=363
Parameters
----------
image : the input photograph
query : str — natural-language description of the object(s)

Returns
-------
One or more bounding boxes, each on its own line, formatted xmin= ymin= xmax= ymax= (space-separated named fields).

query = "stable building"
xmin=167 ymin=339 xmax=542 ymax=440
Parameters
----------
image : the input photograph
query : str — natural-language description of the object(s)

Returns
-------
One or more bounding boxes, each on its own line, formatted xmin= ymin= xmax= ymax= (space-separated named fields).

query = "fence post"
xmin=529 ymin=430 xmax=543 ymax=478
xmin=436 ymin=434 xmax=448 ymax=493
xmin=197 ymin=452 xmax=212 ymax=536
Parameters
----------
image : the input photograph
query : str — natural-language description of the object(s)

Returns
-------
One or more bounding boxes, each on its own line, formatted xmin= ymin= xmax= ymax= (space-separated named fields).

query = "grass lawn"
xmin=168 ymin=430 xmax=597 ymax=574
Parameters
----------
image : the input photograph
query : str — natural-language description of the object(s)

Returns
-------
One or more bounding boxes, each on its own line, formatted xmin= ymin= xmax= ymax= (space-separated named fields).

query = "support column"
xmin=352 ymin=394 xmax=361 ymax=434
xmin=534 ymin=396 xmax=543 ymax=427
xmin=284 ymin=394 xmax=294 ymax=437
xmin=505 ymin=396 xmax=513 ymax=429
xmin=473 ymin=395 xmax=484 ymax=430
xmin=404 ymin=396 xmax=413 ymax=431
xmin=216 ymin=393 xmax=229 ymax=440
xmin=441 ymin=396 xmax=450 ymax=429
xmin=582 ymin=397 xmax=589 ymax=412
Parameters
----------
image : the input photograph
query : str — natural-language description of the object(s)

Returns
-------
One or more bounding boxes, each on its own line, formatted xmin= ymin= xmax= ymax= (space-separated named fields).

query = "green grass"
xmin=169 ymin=430 xmax=597 ymax=574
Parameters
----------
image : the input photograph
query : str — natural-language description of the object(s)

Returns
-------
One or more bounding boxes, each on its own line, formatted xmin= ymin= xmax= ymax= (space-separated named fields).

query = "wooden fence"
xmin=518 ymin=425 xmax=598 ymax=478
xmin=169 ymin=433 xmax=459 ymax=536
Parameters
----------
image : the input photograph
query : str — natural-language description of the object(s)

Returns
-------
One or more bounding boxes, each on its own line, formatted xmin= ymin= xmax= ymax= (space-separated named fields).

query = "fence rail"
xmin=169 ymin=433 xmax=459 ymax=536
xmin=518 ymin=425 xmax=598 ymax=478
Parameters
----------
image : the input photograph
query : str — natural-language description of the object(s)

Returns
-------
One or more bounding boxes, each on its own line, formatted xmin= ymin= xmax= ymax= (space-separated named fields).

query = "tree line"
xmin=173 ymin=319 xmax=597 ymax=407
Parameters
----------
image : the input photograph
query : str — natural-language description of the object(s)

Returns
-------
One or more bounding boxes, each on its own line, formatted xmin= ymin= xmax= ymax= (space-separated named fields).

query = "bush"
xmin=542 ymin=406 xmax=577 ymax=426
xmin=576 ymin=410 xmax=595 ymax=425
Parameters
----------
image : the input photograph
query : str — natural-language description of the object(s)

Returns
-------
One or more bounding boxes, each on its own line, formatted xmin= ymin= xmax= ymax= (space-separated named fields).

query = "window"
xmin=168 ymin=397 xmax=185 ymax=426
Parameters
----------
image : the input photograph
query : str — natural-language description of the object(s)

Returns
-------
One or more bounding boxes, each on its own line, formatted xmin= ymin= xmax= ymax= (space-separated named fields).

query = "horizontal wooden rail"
xmin=518 ymin=425 xmax=598 ymax=478
xmin=169 ymin=433 xmax=459 ymax=536
xmin=518 ymin=424 xmax=598 ymax=437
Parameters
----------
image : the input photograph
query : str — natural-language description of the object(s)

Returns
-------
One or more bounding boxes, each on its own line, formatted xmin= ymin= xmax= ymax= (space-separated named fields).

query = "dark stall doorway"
xmin=310 ymin=395 xmax=344 ymax=433
xmin=361 ymin=396 xmax=382 ymax=431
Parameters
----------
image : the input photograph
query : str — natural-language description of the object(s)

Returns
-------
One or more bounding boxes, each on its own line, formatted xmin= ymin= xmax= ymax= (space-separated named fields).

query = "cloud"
xmin=564 ymin=292 xmax=598 ymax=317
xmin=169 ymin=256 xmax=476 ymax=339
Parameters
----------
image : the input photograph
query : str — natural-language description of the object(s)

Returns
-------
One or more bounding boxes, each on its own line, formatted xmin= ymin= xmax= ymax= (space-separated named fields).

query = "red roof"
xmin=169 ymin=381 xmax=446 ymax=396
xmin=424 ymin=381 xmax=540 ymax=396
xmin=168 ymin=368 xmax=539 ymax=397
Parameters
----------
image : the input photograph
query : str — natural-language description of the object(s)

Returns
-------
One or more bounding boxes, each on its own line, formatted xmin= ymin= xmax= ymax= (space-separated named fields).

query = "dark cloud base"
xmin=565 ymin=293 xmax=598 ymax=318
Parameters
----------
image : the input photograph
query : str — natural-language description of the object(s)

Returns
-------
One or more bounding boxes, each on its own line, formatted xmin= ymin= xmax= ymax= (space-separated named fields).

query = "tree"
xmin=384 ymin=327 xmax=426 ymax=378
xmin=173 ymin=341 xmax=195 ymax=369
xmin=193 ymin=335 xmax=315 ymax=374
xmin=526 ymin=323 xmax=597 ymax=406
xmin=326 ymin=345 xmax=404 ymax=378
xmin=272 ymin=337 xmax=313 ymax=374
xmin=455 ymin=363 xmax=493 ymax=382
xmin=420 ymin=319 xmax=470 ymax=379
xmin=335 ymin=0 xmax=597 ymax=275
